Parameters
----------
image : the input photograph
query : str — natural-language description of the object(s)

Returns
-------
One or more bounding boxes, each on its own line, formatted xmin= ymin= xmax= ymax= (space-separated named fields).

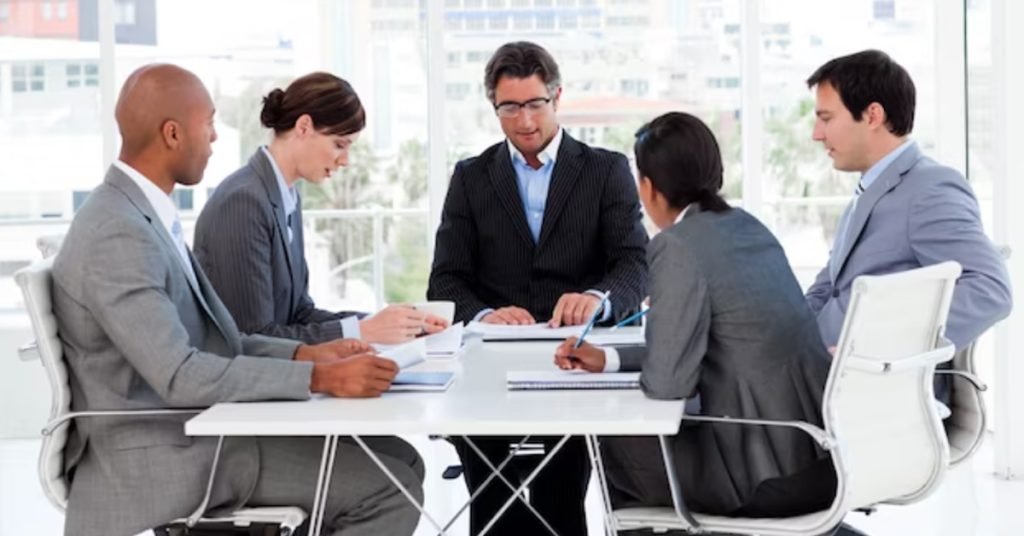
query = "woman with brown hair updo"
xmin=555 ymin=111 xmax=839 ymax=520
xmin=194 ymin=72 xmax=448 ymax=345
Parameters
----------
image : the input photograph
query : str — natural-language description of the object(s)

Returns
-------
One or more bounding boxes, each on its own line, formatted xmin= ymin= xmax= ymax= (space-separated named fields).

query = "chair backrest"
xmin=945 ymin=343 xmax=987 ymax=465
xmin=825 ymin=261 xmax=960 ymax=510
xmin=14 ymin=257 xmax=71 ymax=511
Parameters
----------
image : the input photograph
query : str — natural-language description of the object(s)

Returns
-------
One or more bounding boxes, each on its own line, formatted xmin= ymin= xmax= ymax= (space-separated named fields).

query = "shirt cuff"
xmin=340 ymin=316 xmax=361 ymax=339
xmin=584 ymin=289 xmax=612 ymax=322
xmin=602 ymin=346 xmax=621 ymax=372
xmin=472 ymin=308 xmax=495 ymax=322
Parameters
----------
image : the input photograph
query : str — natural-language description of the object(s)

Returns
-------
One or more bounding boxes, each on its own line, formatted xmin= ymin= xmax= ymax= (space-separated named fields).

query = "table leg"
xmin=442 ymin=435 xmax=537 ymax=532
xmin=309 ymin=435 xmax=339 ymax=536
xmin=351 ymin=435 xmax=449 ymax=535
xmin=474 ymin=434 xmax=572 ymax=536
xmin=585 ymin=435 xmax=617 ymax=536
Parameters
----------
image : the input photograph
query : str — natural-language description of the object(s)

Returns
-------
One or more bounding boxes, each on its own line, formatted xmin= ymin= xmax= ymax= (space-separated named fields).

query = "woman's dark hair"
xmin=634 ymin=112 xmax=730 ymax=213
xmin=260 ymin=72 xmax=365 ymax=136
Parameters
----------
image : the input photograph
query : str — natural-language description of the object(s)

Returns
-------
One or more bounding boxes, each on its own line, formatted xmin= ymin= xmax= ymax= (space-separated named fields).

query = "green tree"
xmin=299 ymin=143 xmax=382 ymax=296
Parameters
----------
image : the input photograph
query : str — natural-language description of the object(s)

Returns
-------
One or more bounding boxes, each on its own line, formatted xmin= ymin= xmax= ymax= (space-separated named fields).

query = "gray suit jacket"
xmin=195 ymin=149 xmax=362 ymax=344
xmin=807 ymin=142 xmax=1012 ymax=349
xmin=617 ymin=207 xmax=832 ymax=515
xmin=52 ymin=166 xmax=314 ymax=536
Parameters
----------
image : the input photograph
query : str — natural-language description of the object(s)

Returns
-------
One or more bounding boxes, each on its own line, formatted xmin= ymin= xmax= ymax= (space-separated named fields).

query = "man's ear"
xmin=161 ymin=119 xmax=181 ymax=149
xmin=866 ymin=102 xmax=887 ymax=131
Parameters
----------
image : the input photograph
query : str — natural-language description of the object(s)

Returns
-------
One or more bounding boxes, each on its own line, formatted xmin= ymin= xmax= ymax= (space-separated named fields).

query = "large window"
xmin=116 ymin=0 xmax=432 ymax=311
xmin=0 ymin=0 xmax=992 ymax=316
xmin=442 ymin=0 xmax=743 ymax=221
xmin=756 ymin=0 xmax=937 ymax=287
xmin=0 ymin=8 xmax=102 ymax=310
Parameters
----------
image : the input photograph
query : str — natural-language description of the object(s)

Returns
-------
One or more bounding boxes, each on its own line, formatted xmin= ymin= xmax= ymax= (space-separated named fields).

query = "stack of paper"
xmin=376 ymin=338 xmax=426 ymax=369
xmin=506 ymin=370 xmax=641 ymax=391
xmin=423 ymin=322 xmax=465 ymax=358
xmin=465 ymin=323 xmax=645 ymax=345
xmin=466 ymin=322 xmax=583 ymax=341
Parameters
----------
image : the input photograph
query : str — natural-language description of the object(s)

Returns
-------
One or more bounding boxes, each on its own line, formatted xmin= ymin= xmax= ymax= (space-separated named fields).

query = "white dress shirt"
xmin=113 ymin=160 xmax=197 ymax=283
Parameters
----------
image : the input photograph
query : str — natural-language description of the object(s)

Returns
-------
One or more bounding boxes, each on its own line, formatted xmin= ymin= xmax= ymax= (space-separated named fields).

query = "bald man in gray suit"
xmin=52 ymin=64 xmax=422 ymax=536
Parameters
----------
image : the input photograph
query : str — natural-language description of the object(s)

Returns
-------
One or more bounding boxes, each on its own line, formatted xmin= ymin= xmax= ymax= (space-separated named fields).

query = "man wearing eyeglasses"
xmin=428 ymin=41 xmax=648 ymax=536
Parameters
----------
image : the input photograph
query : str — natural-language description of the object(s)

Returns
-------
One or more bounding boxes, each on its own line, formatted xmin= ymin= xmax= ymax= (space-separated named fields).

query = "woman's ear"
xmin=295 ymin=114 xmax=313 ymax=136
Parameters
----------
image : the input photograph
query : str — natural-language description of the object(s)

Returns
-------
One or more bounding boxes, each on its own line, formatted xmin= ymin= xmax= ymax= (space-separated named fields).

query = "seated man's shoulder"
xmin=455 ymin=142 xmax=503 ymax=173
xmin=909 ymin=156 xmax=970 ymax=190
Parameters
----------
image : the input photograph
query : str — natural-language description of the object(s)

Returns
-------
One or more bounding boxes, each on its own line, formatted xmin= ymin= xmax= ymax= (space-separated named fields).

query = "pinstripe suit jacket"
xmin=194 ymin=150 xmax=363 ymax=344
xmin=52 ymin=166 xmax=312 ymax=536
xmin=428 ymin=133 xmax=648 ymax=324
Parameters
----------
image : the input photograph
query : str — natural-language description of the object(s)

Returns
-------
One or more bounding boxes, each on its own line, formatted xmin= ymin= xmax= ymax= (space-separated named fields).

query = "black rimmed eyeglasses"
xmin=494 ymin=97 xmax=552 ymax=118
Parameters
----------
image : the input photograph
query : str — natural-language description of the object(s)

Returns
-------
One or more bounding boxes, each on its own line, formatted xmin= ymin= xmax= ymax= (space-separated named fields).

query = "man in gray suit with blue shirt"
xmin=805 ymin=50 xmax=1012 ymax=365
xmin=52 ymin=64 xmax=423 ymax=536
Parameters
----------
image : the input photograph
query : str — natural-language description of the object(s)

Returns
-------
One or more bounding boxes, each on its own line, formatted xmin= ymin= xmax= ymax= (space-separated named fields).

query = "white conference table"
xmin=185 ymin=338 xmax=684 ymax=536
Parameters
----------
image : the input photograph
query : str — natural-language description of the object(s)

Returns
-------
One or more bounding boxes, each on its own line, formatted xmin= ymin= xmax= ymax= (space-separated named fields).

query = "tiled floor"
xmin=2 ymin=433 xmax=1022 ymax=536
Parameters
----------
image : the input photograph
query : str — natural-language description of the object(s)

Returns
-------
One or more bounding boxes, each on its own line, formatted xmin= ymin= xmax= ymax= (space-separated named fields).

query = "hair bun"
xmin=260 ymin=88 xmax=286 ymax=128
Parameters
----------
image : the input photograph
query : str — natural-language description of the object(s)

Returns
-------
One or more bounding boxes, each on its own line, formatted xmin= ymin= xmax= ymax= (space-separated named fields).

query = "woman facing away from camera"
xmin=556 ymin=111 xmax=840 ymax=523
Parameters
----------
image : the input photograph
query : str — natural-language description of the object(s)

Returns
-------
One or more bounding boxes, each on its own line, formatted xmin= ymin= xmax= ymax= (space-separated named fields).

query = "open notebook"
xmin=506 ymin=370 xmax=640 ymax=391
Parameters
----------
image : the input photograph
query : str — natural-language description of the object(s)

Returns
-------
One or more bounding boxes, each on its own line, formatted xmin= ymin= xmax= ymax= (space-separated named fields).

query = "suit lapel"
xmin=105 ymin=167 xmax=232 ymax=343
xmin=191 ymin=251 xmax=244 ymax=355
xmin=832 ymin=143 xmax=923 ymax=280
xmin=537 ymin=134 xmax=584 ymax=250
xmin=488 ymin=145 xmax=536 ymax=246
xmin=250 ymin=150 xmax=297 ymax=283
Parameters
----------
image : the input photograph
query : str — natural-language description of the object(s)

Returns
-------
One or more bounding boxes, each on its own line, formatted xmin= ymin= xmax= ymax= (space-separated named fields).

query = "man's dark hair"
xmin=484 ymin=41 xmax=561 ymax=103
xmin=806 ymin=49 xmax=916 ymax=136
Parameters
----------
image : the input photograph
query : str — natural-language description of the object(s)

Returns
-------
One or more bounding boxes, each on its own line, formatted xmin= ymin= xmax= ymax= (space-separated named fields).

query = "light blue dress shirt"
xmin=261 ymin=146 xmax=299 ymax=243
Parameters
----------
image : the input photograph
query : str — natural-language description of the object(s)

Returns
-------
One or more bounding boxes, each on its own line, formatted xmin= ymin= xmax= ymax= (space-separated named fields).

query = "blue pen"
xmin=609 ymin=308 xmax=650 ymax=331
xmin=573 ymin=291 xmax=610 ymax=349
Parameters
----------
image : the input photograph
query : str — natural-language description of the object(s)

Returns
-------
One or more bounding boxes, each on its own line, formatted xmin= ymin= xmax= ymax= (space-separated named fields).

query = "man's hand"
xmin=310 ymin=354 xmax=399 ymax=398
xmin=549 ymin=293 xmax=601 ymax=327
xmin=360 ymin=305 xmax=449 ymax=344
xmin=554 ymin=337 xmax=606 ymax=373
xmin=294 ymin=339 xmax=375 ymax=363
xmin=481 ymin=306 xmax=536 ymax=325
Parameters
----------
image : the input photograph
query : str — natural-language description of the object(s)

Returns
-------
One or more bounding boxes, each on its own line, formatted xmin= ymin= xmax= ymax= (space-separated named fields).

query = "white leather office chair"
xmin=15 ymin=258 xmax=307 ymax=536
xmin=590 ymin=261 xmax=962 ymax=535
xmin=939 ymin=343 xmax=988 ymax=466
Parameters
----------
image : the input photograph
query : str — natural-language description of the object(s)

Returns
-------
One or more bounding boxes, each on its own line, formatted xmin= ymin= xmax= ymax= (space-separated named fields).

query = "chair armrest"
xmin=18 ymin=340 xmax=39 ymax=362
xmin=935 ymin=369 xmax=988 ymax=392
xmin=846 ymin=339 xmax=955 ymax=375
xmin=42 ymin=409 xmax=203 ymax=435
xmin=678 ymin=415 xmax=835 ymax=450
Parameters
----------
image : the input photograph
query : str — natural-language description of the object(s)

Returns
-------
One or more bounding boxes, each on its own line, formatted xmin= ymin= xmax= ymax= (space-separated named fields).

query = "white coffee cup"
xmin=412 ymin=301 xmax=455 ymax=324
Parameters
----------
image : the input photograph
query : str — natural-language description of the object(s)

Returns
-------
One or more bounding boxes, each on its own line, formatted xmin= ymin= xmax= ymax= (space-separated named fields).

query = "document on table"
xmin=466 ymin=322 xmax=644 ymax=344
xmin=422 ymin=322 xmax=465 ymax=358
xmin=506 ymin=370 xmax=641 ymax=391
xmin=376 ymin=338 xmax=426 ymax=369
xmin=466 ymin=322 xmax=583 ymax=340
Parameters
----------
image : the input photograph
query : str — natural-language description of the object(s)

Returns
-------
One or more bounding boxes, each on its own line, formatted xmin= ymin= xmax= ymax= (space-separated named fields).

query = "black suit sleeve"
xmin=594 ymin=154 xmax=649 ymax=322
xmin=427 ymin=162 xmax=493 ymax=323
